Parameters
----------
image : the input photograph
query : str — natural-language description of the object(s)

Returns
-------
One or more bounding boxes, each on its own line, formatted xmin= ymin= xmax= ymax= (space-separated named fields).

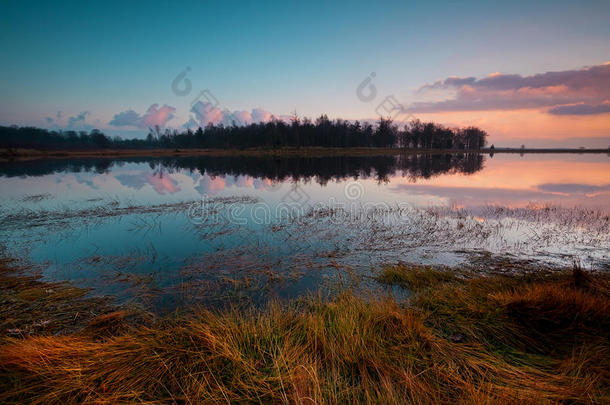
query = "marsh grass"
xmin=287 ymin=203 xmax=610 ymax=270
xmin=20 ymin=193 xmax=52 ymax=203
xmin=376 ymin=264 xmax=461 ymax=291
xmin=379 ymin=264 xmax=610 ymax=394
xmin=1 ymin=258 xmax=609 ymax=403
xmin=0 ymin=255 xmax=116 ymax=338
xmin=0 ymin=195 xmax=259 ymax=231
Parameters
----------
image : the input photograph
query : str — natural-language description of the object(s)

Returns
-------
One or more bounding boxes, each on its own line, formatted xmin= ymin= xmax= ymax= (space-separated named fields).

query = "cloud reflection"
xmin=116 ymin=172 xmax=180 ymax=195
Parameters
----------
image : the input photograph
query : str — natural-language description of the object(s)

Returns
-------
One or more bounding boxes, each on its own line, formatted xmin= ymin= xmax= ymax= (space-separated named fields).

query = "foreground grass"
xmin=0 ymin=260 xmax=609 ymax=403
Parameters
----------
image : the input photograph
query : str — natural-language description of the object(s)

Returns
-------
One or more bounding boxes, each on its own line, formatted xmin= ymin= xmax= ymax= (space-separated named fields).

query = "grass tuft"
xmin=1 ymin=260 xmax=609 ymax=403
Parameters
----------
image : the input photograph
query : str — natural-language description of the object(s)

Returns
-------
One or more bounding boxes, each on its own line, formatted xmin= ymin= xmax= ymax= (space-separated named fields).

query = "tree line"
xmin=0 ymin=117 xmax=488 ymax=150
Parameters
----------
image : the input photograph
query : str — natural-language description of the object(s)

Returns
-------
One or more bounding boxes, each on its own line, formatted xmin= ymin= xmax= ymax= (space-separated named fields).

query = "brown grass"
xmin=0 ymin=261 xmax=608 ymax=404
xmin=376 ymin=264 xmax=460 ymax=291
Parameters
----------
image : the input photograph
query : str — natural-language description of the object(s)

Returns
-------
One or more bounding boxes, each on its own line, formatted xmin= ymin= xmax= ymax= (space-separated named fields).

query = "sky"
xmin=1 ymin=0 xmax=609 ymax=147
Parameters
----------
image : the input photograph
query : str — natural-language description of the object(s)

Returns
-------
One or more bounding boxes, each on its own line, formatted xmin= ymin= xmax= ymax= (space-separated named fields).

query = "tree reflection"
xmin=0 ymin=153 xmax=485 ymax=183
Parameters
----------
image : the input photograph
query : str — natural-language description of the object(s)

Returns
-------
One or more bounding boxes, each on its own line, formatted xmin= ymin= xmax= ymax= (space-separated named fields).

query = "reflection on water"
xmin=0 ymin=153 xmax=485 ymax=183
xmin=0 ymin=153 xmax=608 ymax=311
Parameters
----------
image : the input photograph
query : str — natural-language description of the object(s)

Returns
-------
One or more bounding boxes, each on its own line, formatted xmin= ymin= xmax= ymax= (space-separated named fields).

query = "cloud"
xmin=45 ymin=111 xmax=95 ymax=131
xmin=231 ymin=110 xmax=253 ymax=125
xmin=410 ymin=63 xmax=610 ymax=115
xmin=115 ymin=172 xmax=180 ymax=195
xmin=388 ymin=182 xmax=609 ymax=209
xmin=111 ymin=102 xmax=278 ymax=131
xmin=114 ymin=173 xmax=148 ymax=190
xmin=110 ymin=104 xmax=176 ymax=128
xmin=416 ymin=76 xmax=476 ymax=93
xmin=195 ymin=174 xmax=226 ymax=194
xmin=188 ymin=103 xmax=275 ymax=127
xmin=140 ymin=104 xmax=176 ymax=127
xmin=182 ymin=117 xmax=200 ymax=130
xmin=547 ymin=102 xmax=610 ymax=116
xmin=251 ymin=107 xmax=273 ymax=123
xmin=42 ymin=110 xmax=96 ymax=131
xmin=109 ymin=109 xmax=141 ymax=126
xmin=189 ymin=101 xmax=275 ymax=128
xmin=189 ymin=101 xmax=223 ymax=126
xmin=67 ymin=111 xmax=90 ymax=128
xmin=536 ymin=183 xmax=610 ymax=195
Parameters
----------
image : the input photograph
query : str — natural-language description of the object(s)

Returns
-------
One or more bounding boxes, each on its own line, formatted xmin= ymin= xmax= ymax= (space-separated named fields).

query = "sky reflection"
xmin=0 ymin=154 xmax=608 ymax=212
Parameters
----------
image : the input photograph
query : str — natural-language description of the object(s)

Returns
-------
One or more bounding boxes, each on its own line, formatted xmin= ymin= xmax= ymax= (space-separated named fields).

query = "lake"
xmin=1 ymin=153 xmax=608 ymax=311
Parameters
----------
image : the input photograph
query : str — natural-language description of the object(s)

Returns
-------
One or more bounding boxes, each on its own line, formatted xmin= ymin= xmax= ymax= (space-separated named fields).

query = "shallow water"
xmin=1 ymin=153 xmax=608 ymax=310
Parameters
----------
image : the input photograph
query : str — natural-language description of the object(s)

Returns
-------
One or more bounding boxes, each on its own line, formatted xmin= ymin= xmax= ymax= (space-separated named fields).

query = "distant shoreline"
xmin=0 ymin=146 xmax=608 ymax=161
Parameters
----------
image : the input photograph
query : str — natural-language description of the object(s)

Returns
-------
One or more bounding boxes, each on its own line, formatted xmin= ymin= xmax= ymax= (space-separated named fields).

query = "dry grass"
xmin=376 ymin=264 xmax=460 ymax=291
xmin=0 ymin=260 xmax=609 ymax=403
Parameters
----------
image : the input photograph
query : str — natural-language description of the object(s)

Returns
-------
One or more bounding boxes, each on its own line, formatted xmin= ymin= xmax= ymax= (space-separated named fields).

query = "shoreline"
xmin=1 ymin=146 xmax=608 ymax=161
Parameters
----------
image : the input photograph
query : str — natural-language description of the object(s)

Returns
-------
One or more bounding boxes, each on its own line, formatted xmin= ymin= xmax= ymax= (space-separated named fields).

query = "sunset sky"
xmin=1 ymin=0 xmax=609 ymax=147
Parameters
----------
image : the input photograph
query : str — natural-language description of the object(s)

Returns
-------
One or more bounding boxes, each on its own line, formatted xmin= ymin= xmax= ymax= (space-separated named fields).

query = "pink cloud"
xmin=410 ymin=63 xmax=610 ymax=115
xmin=115 ymin=172 xmax=180 ymax=194
xmin=189 ymin=103 xmax=275 ymax=127
xmin=251 ymin=108 xmax=273 ymax=123
xmin=147 ymin=173 xmax=180 ymax=194
xmin=140 ymin=104 xmax=176 ymax=127
xmin=195 ymin=175 xmax=227 ymax=194
xmin=190 ymin=101 xmax=224 ymax=125
xmin=110 ymin=104 xmax=176 ymax=128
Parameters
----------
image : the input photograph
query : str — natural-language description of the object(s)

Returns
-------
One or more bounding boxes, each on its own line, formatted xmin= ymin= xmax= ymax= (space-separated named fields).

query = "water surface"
xmin=1 ymin=153 xmax=608 ymax=310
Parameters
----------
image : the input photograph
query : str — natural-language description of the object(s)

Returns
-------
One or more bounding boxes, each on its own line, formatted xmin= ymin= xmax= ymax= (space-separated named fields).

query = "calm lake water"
xmin=1 ymin=153 xmax=608 ymax=310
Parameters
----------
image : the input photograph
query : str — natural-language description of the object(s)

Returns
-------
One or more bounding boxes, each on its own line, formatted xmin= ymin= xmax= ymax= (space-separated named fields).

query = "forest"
xmin=0 ymin=117 xmax=488 ymax=151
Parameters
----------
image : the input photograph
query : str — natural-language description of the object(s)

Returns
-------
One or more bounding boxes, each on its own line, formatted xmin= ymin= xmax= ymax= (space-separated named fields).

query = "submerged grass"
xmin=0 ymin=255 xmax=116 ymax=338
xmin=1 ymin=259 xmax=609 ymax=403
